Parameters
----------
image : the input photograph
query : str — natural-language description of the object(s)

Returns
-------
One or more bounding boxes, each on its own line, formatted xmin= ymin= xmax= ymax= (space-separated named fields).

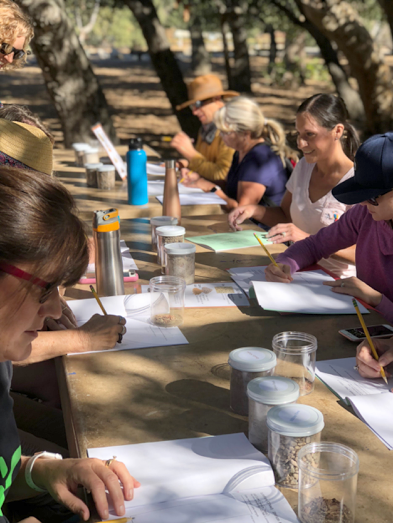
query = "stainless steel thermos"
xmin=93 ymin=208 xmax=125 ymax=296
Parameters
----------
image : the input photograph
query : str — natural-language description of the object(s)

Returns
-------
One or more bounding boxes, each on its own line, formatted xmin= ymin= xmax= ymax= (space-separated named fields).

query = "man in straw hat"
xmin=171 ymin=74 xmax=239 ymax=182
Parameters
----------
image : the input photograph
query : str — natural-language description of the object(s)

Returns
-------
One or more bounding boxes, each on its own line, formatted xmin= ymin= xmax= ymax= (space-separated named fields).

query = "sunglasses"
xmin=0 ymin=42 xmax=26 ymax=60
xmin=189 ymin=98 xmax=214 ymax=111
xmin=0 ymin=262 xmax=57 ymax=303
xmin=367 ymin=190 xmax=392 ymax=206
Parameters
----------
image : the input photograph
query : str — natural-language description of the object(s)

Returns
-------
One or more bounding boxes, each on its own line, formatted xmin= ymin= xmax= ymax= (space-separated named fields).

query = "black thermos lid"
xmin=129 ymin=137 xmax=143 ymax=150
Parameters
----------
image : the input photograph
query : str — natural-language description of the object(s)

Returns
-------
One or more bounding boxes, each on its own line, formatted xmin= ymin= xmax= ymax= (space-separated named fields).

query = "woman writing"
xmin=228 ymin=94 xmax=359 ymax=277
xmin=182 ymin=96 xmax=296 ymax=211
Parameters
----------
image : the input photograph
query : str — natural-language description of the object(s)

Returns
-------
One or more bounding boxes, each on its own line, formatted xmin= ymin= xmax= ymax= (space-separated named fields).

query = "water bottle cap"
xmin=93 ymin=208 xmax=120 ymax=232
xmin=129 ymin=137 xmax=143 ymax=150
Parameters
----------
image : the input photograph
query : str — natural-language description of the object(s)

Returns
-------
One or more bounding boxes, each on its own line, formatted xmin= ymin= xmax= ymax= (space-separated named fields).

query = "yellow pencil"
xmin=89 ymin=285 xmax=108 ymax=316
xmin=100 ymin=518 xmax=134 ymax=523
xmin=162 ymin=135 xmax=172 ymax=142
xmin=179 ymin=170 xmax=194 ymax=184
xmin=352 ymin=299 xmax=388 ymax=384
xmin=254 ymin=233 xmax=279 ymax=268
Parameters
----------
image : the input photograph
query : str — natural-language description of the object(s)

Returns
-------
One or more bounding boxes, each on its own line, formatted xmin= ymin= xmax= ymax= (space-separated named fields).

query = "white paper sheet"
xmin=141 ymin=282 xmax=249 ymax=308
xmin=85 ymin=240 xmax=138 ymax=274
xmin=252 ymin=281 xmax=369 ymax=315
xmin=347 ymin=392 xmax=393 ymax=449
xmin=88 ymin=433 xmax=275 ymax=510
xmin=67 ymin=295 xmax=188 ymax=354
xmin=148 ymin=180 xmax=205 ymax=196
xmin=228 ymin=266 xmax=334 ymax=296
xmin=156 ymin=193 xmax=226 ymax=206
xmin=316 ymin=357 xmax=393 ymax=401
xmin=147 ymin=162 xmax=165 ymax=176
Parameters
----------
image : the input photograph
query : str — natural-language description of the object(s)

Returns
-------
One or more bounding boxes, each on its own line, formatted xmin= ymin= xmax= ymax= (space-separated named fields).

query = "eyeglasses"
xmin=219 ymin=130 xmax=233 ymax=136
xmin=0 ymin=262 xmax=57 ymax=303
xmin=189 ymin=98 xmax=214 ymax=111
xmin=367 ymin=190 xmax=392 ymax=206
xmin=0 ymin=42 xmax=26 ymax=60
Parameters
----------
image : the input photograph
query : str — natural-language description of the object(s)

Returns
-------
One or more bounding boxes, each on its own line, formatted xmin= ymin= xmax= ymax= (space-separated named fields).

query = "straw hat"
xmin=0 ymin=119 xmax=53 ymax=175
xmin=176 ymin=74 xmax=239 ymax=111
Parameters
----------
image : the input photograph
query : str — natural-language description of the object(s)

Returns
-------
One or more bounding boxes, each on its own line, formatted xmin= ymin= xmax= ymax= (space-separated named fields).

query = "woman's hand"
xmin=44 ymin=296 xmax=78 ymax=331
xmin=77 ymin=314 xmax=126 ymax=352
xmin=181 ymin=170 xmax=214 ymax=192
xmin=33 ymin=457 xmax=140 ymax=521
xmin=228 ymin=205 xmax=257 ymax=231
xmin=356 ymin=337 xmax=393 ymax=380
xmin=323 ymin=277 xmax=383 ymax=308
xmin=265 ymin=263 xmax=293 ymax=283
xmin=179 ymin=168 xmax=201 ymax=186
xmin=267 ymin=223 xmax=309 ymax=244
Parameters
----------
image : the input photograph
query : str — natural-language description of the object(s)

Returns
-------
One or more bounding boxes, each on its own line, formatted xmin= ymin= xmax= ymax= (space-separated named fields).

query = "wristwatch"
xmin=25 ymin=451 xmax=63 ymax=492
xmin=210 ymin=185 xmax=220 ymax=193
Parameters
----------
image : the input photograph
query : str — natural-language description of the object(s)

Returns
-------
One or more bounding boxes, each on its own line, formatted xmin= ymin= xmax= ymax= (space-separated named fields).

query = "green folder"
xmin=186 ymin=230 xmax=272 ymax=252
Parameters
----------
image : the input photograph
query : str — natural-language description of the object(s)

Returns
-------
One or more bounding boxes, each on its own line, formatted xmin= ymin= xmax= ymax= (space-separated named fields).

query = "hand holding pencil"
xmin=253 ymin=233 xmax=293 ymax=283
xmin=356 ymin=336 xmax=393 ymax=384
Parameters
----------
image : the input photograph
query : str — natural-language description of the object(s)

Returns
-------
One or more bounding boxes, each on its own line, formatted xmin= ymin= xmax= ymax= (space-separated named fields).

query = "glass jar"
xmin=151 ymin=216 xmax=178 ymax=252
xmin=267 ymin=404 xmax=324 ymax=488
xmin=72 ymin=143 xmax=90 ymax=166
xmin=228 ymin=347 xmax=276 ymax=417
xmin=247 ymin=376 xmax=299 ymax=453
xmin=156 ymin=225 xmax=185 ymax=268
xmin=149 ymin=275 xmax=186 ymax=327
xmin=97 ymin=165 xmax=116 ymax=190
xmin=83 ymin=147 xmax=100 ymax=165
xmin=298 ymin=442 xmax=359 ymax=523
xmin=165 ymin=243 xmax=196 ymax=284
xmin=85 ymin=162 xmax=103 ymax=188
xmin=272 ymin=332 xmax=317 ymax=396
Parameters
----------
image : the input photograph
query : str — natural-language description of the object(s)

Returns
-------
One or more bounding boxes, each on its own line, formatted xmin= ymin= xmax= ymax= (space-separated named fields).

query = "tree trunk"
xmin=284 ymin=31 xmax=306 ymax=85
xmin=297 ymin=0 xmax=393 ymax=134
xmin=220 ymin=13 xmax=232 ymax=89
xmin=266 ymin=24 xmax=277 ymax=75
xmin=226 ymin=6 xmax=252 ymax=92
xmin=377 ymin=0 xmax=393 ymax=42
xmin=17 ymin=0 xmax=116 ymax=147
xmin=190 ymin=15 xmax=211 ymax=74
xmin=124 ymin=0 xmax=199 ymax=139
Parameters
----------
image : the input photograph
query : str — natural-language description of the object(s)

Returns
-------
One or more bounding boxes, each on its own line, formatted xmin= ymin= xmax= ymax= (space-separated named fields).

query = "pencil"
xmin=254 ymin=233 xmax=279 ymax=268
xmin=352 ymin=298 xmax=388 ymax=384
xmin=100 ymin=518 xmax=134 ymax=523
xmin=162 ymin=135 xmax=172 ymax=142
xmin=179 ymin=170 xmax=194 ymax=184
xmin=89 ymin=285 xmax=108 ymax=316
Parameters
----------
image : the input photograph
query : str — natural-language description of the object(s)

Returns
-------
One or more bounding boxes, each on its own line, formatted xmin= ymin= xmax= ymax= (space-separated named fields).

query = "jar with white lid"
xmin=85 ymin=162 xmax=103 ymax=187
xmin=97 ymin=164 xmax=116 ymax=190
xmin=228 ymin=347 xmax=276 ymax=417
xmin=247 ymin=376 xmax=299 ymax=453
xmin=156 ymin=225 xmax=185 ymax=268
xmin=165 ymin=242 xmax=196 ymax=284
xmin=267 ymin=404 xmax=324 ymax=488
xmin=83 ymin=147 xmax=100 ymax=165
xmin=72 ymin=143 xmax=90 ymax=167
xmin=150 ymin=216 xmax=178 ymax=252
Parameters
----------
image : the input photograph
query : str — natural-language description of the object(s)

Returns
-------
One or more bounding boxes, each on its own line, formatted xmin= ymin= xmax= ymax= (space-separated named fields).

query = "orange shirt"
xmin=188 ymin=130 xmax=234 ymax=182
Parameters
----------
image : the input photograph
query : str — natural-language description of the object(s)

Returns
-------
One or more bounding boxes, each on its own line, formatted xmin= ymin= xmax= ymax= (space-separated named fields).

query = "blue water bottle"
xmin=126 ymin=137 xmax=148 ymax=205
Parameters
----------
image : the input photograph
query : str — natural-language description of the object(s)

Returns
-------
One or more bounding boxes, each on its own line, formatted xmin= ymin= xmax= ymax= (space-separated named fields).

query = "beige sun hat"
xmin=176 ymin=74 xmax=239 ymax=111
xmin=0 ymin=119 xmax=53 ymax=175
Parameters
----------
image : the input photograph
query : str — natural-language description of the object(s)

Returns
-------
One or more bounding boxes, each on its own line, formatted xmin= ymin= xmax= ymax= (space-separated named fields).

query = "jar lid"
xmin=247 ymin=376 xmax=299 ymax=404
xmin=228 ymin=347 xmax=276 ymax=372
xmin=72 ymin=143 xmax=89 ymax=151
xmin=84 ymin=163 xmax=103 ymax=169
xmin=164 ymin=243 xmax=196 ymax=255
xmin=84 ymin=147 xmax=99 ymax=154
xmin=98 ymin=165 xmax=115 ymax=172
xmin=267 ymin=404 xmax=324 ymax=437
xmin=151 ymin=216 xmax=179 ymax=226
xmin=156 ymin=225 xmax=185 ymax=237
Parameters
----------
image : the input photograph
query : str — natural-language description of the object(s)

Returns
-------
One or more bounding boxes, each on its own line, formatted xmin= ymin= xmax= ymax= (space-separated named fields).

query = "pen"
xmin=352 ymin=298 xmax=388 ymax=384
xmin=254 ymin=233 xmax=279 ymax=268
xmin=89 ymin=285 xmax=108 ymax=315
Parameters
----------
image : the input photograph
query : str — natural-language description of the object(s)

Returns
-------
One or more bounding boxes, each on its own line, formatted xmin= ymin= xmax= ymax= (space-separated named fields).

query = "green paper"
xmin=186 ymin=230 xmax=272 ymax=252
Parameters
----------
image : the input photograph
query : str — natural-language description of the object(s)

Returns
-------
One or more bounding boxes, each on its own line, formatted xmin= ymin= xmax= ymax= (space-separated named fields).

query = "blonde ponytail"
xmin=263 ymin=119 xmax=298 ymax=166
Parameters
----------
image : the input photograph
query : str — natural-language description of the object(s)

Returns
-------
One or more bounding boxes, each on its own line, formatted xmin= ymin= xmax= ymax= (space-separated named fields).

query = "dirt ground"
xmin=0 ymin=55 xmax=332 ymax=155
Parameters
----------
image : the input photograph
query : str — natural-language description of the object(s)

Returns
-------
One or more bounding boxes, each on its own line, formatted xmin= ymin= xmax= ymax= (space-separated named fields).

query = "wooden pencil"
xmin=89 ymin=284 xmax=108 ymax=316
xmin=253 ymin=233 xmax=279 ymax=268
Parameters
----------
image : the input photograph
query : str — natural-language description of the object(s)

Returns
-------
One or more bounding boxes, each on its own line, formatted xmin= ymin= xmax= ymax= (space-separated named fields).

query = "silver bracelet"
xmin=25 ymin=451 xmax=63 ymax=492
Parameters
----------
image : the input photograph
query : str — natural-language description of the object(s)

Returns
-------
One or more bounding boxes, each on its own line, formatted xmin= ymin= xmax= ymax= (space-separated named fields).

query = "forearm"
xmin=7 ymin=456 xmax=42 ymax=501
xmin=252 ymin=205 xmax=290 ymax=228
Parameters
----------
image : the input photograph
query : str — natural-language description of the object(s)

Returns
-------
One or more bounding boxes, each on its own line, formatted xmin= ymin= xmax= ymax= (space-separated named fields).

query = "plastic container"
xmin=149 ymin=275 xmax=186 ymax=327
xmin=267 ymin=404 xmax=324 ymax=488
xmin=165 ymin=243 xmax=196 ymax=284
xmin=228 ymin=347 xmax=276 ymax=417
xmin=83 ymin=147 xmax=100 ymax=165
xmin=151 ymin=216 xmax=178 ymax=252
xmin=247 ymin=376 xmax=299 ymax=453
xmin=97 ymin=164 xmax=116 ymax=190
xmin=298 ymin=442 xmax=359 ymax=523
xmin=272 ymin=332 xmax=317 ymax=396
xmin=72 ymin=143 xmax=90 ymax=166
xmin=85 ymin=162 xmax=103 ymax=187
xmin=156 ymin=225 xmax=185 ymax=268
xmin=126 ymin=137 xmax=148 ymax=205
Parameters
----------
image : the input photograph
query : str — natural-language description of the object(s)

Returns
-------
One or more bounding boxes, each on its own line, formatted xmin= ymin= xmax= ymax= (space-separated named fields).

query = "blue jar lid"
xmin=228 ymin=347 xmax=276 ymax=372
xmin=267 ymin=404 xmax=324 ymax=437
xmin=247 ymin=376 xmax=299 ymax=404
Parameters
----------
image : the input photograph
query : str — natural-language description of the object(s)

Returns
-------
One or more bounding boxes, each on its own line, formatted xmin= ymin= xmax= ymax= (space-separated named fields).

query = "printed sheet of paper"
xmin=67 ymin=294 xmax=188 ymax=354
xmin=228 ymin=266 xmax=334 ymax=296
xmin=88 ymin=433 xmax=275 ymax=510
xmin=252 ymin=281 xmax=369 ymax=315
xmin=347 ymin=392 xmax=393 ymax=450
xmin=85 ymin=240 xmax=138 ymax=275
xmin=146 ymin=162 xmax=165 ymax=176
xmin=187 ymin=230 xmax=271 ymax=252
xmin=141 ymin=282 xmax=249 ymax=308
xmin=156 ymin=192 xmax=226 ymax=206
xmin=316 ymin=357 xmax=393 ymax=401
xmin=91 ymin=123 xmax=127 ymax=180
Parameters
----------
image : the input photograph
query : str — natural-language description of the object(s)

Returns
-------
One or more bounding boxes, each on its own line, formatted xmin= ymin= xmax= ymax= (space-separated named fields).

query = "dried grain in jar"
xmin=156 ymin=225 xmax=185 ymax=268
xmin=150 ymin=216 xmax=178 ymax=252
xmin=165 ymin=242 xmax=196 ymax=284
xmin=85 ymin=162 xmax=103 ymax=188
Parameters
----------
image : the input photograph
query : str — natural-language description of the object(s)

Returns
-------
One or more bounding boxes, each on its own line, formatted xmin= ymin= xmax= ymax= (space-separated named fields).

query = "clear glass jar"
xmin=72 ymin=143 xmax=90 ymax=166
xmin=298 ymin=442 xmax=359 ymax=523
xmin=97 ymin=165 xmax=116 ymax=190
xmin=247 ymin=376 xmax=299 ymax=454
xmin=228 ymin=347 xmax=276 ymax=417
xmin=272 ymin=332 xmax=317 ymax=396
xmin=267 ymin=404 xmax=324 ymax=488
xmin=165 ymin=243 xmax=196 ymax=284
xmin=85 ymin=162 xmax=103 ymax=188
xmin=149 ymin=275 xmax=186 ymax=327
xmin=151 ymin=216 xmax=178 ymax=252
xmin=156 ymin=225 xmax=185 ymax=268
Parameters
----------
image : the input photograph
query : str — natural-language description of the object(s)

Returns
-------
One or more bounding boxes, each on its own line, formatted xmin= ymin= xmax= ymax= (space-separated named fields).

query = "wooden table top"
xmin=59 ymin=214 xmax=393 ymax=523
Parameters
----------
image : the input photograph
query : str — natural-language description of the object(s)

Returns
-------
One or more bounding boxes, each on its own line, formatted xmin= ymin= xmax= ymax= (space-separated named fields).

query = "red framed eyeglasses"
xmin=0 ymin=262 xmax=56 ymax=303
